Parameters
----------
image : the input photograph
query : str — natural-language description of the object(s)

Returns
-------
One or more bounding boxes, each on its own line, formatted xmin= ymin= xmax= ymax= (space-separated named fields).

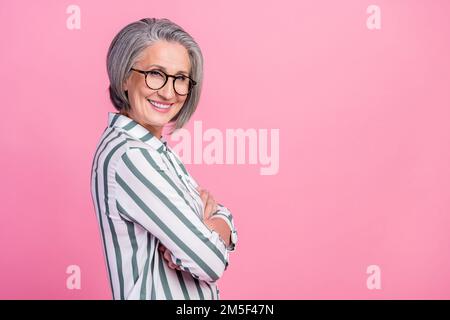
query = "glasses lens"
xmin=146 ymin=70 xmax=166 ymax=90
xmin=174 ymin=76 xmax=192 ymax=95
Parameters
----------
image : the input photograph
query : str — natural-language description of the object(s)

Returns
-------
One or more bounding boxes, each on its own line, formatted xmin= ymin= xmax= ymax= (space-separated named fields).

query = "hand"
xmin=196 ymin=187 xmax=231 ymax=247
xmin=196 ymin=186 xmax=218 ymax=220
xmin=158 ymin=243 xmax=181 ymax=271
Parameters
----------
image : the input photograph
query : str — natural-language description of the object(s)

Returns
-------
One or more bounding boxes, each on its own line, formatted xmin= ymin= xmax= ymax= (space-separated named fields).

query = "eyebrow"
xmin=148 ymin=64 xmax=189 ymax=76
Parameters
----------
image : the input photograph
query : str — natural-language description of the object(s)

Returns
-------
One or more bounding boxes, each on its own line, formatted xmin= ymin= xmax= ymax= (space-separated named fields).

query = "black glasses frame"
xmin=130 ymin=67 xmax=197 ymax=96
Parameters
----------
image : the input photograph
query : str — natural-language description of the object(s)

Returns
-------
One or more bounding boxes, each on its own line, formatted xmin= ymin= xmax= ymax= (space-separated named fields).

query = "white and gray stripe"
xmin=90 ymin=112 xmax=238 ymax=300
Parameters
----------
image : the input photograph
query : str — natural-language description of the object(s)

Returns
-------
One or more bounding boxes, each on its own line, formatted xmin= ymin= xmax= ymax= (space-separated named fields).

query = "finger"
xmin=205 ymin=197 xmax=213 ymax=211
xmin=169 ymin=262 xmax=178 ymax=269
xmin=164 ymin=249 xmax=172 ymax=262
xmin=207 ymin=191 xmax=216 ymax=205
xmin=199 ymin=190 xmax=208 ymax=203
xmin=200 ymin=191 xmax=209 ymax=209
xmin=205 ymin=198 xmax=216 ymax=219
xmin=169 ymin=260 xmax=181 ymax=270
xmin=204 ymin=199 xmax=211 ymax=216
xmin=212 ymin=199 xmax=218 ymax=214
xmin=164 ymin=249 xmax=180 ymax=270
xmin=158 ymin=244 xmax=166 ymax=252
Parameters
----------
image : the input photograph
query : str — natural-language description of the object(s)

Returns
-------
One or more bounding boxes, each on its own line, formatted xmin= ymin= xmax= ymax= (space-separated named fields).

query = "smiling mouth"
xmin=147 ymin=99 xmax=173 ymax=109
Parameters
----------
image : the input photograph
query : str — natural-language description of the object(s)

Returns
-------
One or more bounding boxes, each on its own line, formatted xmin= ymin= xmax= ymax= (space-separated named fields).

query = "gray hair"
xmin=106 ymin=18 xmax=203 ymax=135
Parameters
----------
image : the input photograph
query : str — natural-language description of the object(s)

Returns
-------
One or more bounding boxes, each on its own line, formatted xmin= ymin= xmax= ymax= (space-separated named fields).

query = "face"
xmin=122 ymin=40 xmax=191 ymax=139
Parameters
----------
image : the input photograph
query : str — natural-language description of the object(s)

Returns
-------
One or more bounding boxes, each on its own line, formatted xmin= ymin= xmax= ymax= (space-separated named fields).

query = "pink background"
xmin=1 ymin=0 xmax=450 ymax=299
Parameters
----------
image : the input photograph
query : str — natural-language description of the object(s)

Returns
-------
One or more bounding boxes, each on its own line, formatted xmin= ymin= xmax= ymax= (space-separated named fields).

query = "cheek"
xmin=178 ymin=97 xmax=188 ymax=108
xmin=174 ymin=101 xmax=186 ymax=113
xmin=130 ymin=87 xmax=145 ymax=103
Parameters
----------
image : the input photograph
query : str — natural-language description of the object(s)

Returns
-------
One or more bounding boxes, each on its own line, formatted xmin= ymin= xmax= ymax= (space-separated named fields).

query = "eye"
xmin=149 ymin=70 xmax=164 ymax=77
xmin=176 ymin=75 xmax=188 ymax=82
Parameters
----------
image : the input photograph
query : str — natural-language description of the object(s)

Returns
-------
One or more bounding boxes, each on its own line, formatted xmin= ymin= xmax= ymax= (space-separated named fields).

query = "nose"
xmin=157 ymin=78 xmax=176 ymax=100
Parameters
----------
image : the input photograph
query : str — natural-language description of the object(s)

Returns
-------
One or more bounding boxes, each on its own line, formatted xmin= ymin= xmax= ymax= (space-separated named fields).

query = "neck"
xmin=146 ymin=125 xmax=163 ymax=140
xmin=119 ymin=110 xmax=163 ymax=140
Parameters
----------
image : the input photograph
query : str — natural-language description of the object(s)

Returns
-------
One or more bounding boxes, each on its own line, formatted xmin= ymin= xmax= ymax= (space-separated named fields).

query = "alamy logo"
xmin=366 ymin=5 xmax=381 ymax=30
xmin=366 ymin=265 xmax=382 ymax=290
xmin=66 ymin=265 xmax=81 ymax=290
xmin=66 ymin=5 xmax=81 ymax=30
xmin=170 ymin=121 xmax=280 ymax=175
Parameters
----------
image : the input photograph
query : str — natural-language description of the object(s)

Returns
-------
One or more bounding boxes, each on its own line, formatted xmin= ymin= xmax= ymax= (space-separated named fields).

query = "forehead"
xmin=137 ymin=40 xmax=191 ymax=74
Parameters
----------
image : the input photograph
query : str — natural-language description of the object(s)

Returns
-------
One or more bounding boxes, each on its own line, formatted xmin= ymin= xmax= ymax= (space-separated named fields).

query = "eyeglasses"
xmin=130 ymin=67 xmax=197 ymax=96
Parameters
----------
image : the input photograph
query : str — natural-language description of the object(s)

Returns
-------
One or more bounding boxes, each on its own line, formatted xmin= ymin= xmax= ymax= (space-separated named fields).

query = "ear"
xmin=122 ymin=74 xmax=131 ymax=91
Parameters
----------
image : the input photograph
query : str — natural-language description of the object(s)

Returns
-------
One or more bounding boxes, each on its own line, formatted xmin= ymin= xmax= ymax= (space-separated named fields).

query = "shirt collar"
xmin=108 ymin=112 xmax=168 ymax=154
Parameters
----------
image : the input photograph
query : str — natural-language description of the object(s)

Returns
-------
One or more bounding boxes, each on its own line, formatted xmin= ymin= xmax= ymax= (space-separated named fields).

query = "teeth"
xmin=148 ymin=99 xmax=171 ymax=109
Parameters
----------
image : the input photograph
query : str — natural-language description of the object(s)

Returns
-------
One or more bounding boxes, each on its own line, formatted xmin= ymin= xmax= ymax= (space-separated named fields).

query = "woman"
xmin=90 ymin=18 xmax=238 ymax=300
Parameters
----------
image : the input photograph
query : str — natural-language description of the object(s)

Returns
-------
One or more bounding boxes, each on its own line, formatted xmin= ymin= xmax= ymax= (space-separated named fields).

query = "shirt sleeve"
xmin=182 ymin=167 xmax=238 ymax=253
xmin=113 ymin=147 xmax=229 ymax=283
xmin=210 ymin=203 xmax=238 ymax=252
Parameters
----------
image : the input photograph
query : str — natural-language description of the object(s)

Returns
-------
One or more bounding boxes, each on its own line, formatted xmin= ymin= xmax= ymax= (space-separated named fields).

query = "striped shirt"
xmin=90 ymin=112 xmax=238 ymax=300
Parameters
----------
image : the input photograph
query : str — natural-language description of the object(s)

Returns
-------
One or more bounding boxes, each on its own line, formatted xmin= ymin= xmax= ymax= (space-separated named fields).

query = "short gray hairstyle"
xmin=106 ymin=18 xmax=204 ymax=134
